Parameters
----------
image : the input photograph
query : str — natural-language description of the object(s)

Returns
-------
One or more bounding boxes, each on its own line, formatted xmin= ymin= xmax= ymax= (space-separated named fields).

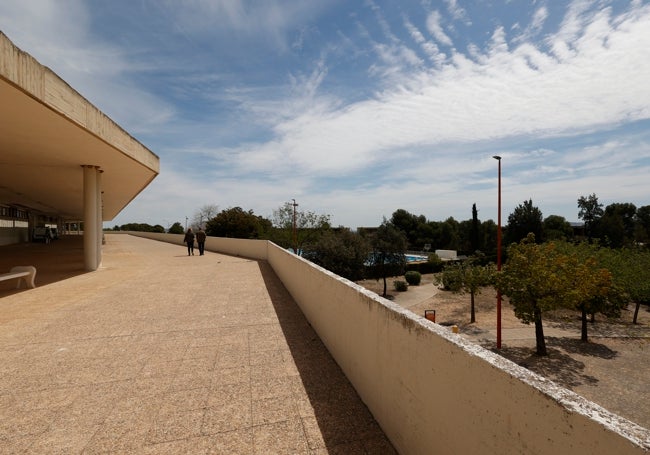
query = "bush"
xmin=393 ymin=280 xmax=408 ymax=292
xmin=404 ymin=271 xmax=422 ymax=285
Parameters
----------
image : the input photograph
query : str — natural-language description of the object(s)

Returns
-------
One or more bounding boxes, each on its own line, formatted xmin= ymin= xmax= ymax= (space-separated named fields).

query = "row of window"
xmin=0 ymin=206 xmax=28 ymax=220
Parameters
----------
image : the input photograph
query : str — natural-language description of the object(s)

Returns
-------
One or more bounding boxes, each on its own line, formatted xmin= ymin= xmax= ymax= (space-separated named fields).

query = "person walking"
xmin=196 ymin=227 xmax=206 ymax=256
xmin=183 ymin=228 xmax=195 ymax=256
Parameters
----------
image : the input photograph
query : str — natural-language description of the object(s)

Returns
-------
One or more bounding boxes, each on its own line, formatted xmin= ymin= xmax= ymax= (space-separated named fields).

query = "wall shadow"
xmin=257 ymin=261 xmax=397 ymax=454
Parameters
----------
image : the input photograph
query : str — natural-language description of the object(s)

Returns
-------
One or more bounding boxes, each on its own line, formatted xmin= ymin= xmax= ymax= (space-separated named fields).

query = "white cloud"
xmin=225 ymin=2 xmax=650 ymax=179
xmin=426 ymin=10 xmax=453 ymax=47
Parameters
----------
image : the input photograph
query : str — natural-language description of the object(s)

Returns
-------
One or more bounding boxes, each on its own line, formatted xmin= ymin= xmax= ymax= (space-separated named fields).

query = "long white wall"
xmin=129 ymin=232 xmax=650 ymax=454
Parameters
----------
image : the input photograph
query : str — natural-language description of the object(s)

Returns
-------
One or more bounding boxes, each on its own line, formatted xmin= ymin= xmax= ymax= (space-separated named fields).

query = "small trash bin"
xmin=424 ymin=310 xmax=436 ymax=323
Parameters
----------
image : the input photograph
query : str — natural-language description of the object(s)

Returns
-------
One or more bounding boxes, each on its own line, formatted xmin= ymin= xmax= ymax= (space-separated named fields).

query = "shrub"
xmin=404 ymin=271 xmax=422 ymax=285
xmin=393 ymin=280 xmax=408 ymax=292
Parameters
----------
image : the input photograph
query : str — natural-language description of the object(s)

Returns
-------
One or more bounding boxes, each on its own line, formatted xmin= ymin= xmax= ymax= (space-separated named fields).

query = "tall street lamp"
xmin=292 ymin=199 xmax=298 ymax=254
xmin=492 ymin=155 xmax=502 ymax=349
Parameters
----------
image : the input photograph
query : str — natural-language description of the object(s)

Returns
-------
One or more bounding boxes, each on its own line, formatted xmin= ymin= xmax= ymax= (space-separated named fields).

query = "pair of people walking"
xmin=184 ymin=227 xmax=206 ymax=256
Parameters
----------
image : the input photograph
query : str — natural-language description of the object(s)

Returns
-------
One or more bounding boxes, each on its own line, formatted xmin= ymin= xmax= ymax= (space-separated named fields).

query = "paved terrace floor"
xmin=0 ymin=234 xmax=396 ymax=454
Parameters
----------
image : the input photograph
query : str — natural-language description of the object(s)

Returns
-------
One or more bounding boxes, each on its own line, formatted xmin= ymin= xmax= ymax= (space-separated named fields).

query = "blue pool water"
xmin=405 ymin=254 xmax=428 ymax=262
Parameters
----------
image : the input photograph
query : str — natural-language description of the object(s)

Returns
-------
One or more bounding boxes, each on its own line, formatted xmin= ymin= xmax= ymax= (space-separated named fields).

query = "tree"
xmin=497 ymin=234 xmax=568 ymax=356
xmin=470 ymin=203 xmax=481 ymax=253
xmin=505 ymin=199 xmax=543 ymax=245
xmin=390 ymin=209 xmax=426 ymax=248
xmin=368 ymin=219 xmax=408 ymax=297
xmin=634 ymin=205 xmax=650 ymax=246
xmin=271 ymin=202 xmax=331 ymax=252
xmin=543 ymin=215 xmax=573 ymax=241
xmin=303 ymin=228 xmax=370 ymax=281
xmin=192 ymin=204 xmax=219 ymax=229
xmin=554 ymin=241 xmax=620 ymax=341
xmin=205 ymin=207 xmax=270 ymax=239
xmin=577 ymin=193 xmax=603 ymax=241
xmin=597 ymin=246 xmax=650 ymax=324
xmin=436 ymin=257 xmax=495 ymax=323
xmin=168 ymin=222 xmax=184 ymax=234
xmin=597 ymin=202 xmax=637 ymax=248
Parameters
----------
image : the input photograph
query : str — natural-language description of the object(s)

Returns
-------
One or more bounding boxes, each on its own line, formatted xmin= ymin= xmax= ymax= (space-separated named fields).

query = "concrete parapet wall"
xmin=126 ymin=231 xmax=268 ymax=260
xmin=129 ymin=233 xmax=650 ymax=454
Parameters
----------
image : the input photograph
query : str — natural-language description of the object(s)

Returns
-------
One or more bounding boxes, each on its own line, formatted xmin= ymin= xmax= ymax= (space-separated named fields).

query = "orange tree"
xmin=436 ymin=259 xmax=495 ymax=323
xmin=496 ymin=234 xmax=617 ymax=355
xmin=496 ymin=234 xmax=568 ymax=355
xmin=556 ymin=241 xmax=626 ymax=340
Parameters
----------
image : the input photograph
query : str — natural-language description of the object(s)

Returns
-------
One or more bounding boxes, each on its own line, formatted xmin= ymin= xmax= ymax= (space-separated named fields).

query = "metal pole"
xmin=292 ymin=199 xmax=298 ymax=254
xmin=493 ymin=155 xmax=502 ymax=349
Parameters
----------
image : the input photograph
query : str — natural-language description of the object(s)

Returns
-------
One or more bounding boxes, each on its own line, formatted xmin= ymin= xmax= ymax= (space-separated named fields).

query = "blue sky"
xmin=2 ymin=1 xmax=649 ymax=229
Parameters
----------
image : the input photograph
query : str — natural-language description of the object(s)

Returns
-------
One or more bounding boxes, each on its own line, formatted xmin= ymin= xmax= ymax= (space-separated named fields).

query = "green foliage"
xmin=404 ymin=271 xmax=421 ymax=285
xmin=168 ymin=222 xmax=184 ymax=234
xmin=594 ymin=246 xmax=650 ymax=323
xmin=498 ymin=234 xmax=619 ymax=353
xmin=543 ymin=215 xmax=573 ymax=241
xmin=270 ymin=202 xmax=331 ymax=250
xmin=596 ymin=202 xmax=637 ymax=248
xmin=205 ymin=207 xmax=271 ymax=239
xmin=438 ymin=264 xmax=464 ymax=291
xmin=367 ymin=219 xmax=408 ymax=297
xmin=303 ymin=228 xmax=370 ymax=281
xmin=119 ymin=223 xmax=165 ymax=233
xmin=578 ymin=193 xmax=603 ymax=241
xmin=497 ymin=234 xmax=564 ymax=355
xmin=393 ymin=280 xmax=408 ymax=292
xmin=505 ymin=199 xmax=543 ymax=245
xmin=435 ymin=259 xmax=495 ymax=322
xmin=405 ymin=259 xmax=444 ymax=274
xmin=427 ymin=253 xmax=442 ymax=266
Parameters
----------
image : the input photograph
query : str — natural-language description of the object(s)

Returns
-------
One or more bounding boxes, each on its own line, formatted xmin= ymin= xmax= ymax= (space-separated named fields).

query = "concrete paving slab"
xmin=0 ymin=234 xmax=396 ymax=454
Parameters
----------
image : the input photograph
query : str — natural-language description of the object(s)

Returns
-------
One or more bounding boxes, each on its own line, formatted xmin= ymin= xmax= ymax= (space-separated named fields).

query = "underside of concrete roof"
xmin=0 ymin=32 xmax=159 ymax=221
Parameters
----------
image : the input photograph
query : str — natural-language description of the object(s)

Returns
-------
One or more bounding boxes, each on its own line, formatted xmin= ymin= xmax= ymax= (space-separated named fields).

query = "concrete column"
xmin=82 ymin=165 xmax=99 ymax=271
xmin=96 ymin=170 xmax=103 ymax=269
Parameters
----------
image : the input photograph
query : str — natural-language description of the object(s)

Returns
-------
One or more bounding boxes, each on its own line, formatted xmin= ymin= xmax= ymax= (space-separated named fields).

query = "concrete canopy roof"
xmin=0 ymin=32 xmax=159 ymax=221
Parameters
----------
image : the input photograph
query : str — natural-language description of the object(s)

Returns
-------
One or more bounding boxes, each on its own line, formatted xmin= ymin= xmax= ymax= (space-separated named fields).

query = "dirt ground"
xmin=356 ymin=274 xmax=650 ymax=430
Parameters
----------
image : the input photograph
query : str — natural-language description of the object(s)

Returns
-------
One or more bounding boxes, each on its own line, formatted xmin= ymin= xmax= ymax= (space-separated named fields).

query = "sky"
xmin=1 ymin=0 xmax=650 ymax=229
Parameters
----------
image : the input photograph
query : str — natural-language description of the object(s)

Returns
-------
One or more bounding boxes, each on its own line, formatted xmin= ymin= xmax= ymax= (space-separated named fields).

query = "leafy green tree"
xmin=634 ymin=205 xmax=650 ymax=246
xmin=270 ymin=202 xmax=330 ymax=252
xmin=497 ymin=234 xmax=568 ymax=356
xmin=554 ymin=241 xmax=621 ymax=341
xmin=368 ymin=219 xmax=408 ymax=297
xmin=119 ymin=223 xmax=164 ymax=232
xmin=597 ymin=202 xmax=637 ymax=248
xmin=577 ymin=193 xmax=603 ymax=241
xmin=391 ymin=209 xmax=427 ymax=248
xmin=505 ymin=199 xmax=543 ymax=245
xmin=206 ymin=207 xmax=270 ymax=239
xmin=543 ymin=215 xmax=573 ymax=241
xmin=436 ymin=258 xmax=495 ymax=323
xmin=304 ymin=229 xmax=370 ymax=281
xmin=168 ymin=222 xmax=184 ymax=234
xmin=597 ymin=247 xmax=650 ymax=324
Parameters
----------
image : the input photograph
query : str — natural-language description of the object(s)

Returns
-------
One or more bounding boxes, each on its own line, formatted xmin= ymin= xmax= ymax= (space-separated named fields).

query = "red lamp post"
xmin=292 ymin=199 xmax=298 ymax=254
xmin=493 ymin=155 xmax=502 ymax=349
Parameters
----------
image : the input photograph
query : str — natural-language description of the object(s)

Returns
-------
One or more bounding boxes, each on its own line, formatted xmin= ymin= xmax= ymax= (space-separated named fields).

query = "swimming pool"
xmin=405 ymin=254 xmax=428 ymax=263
